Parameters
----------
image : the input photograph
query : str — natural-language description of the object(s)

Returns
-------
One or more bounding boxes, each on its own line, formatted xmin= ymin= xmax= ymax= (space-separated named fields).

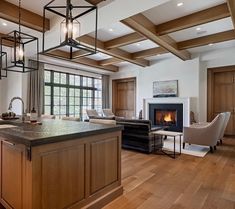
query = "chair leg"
xmin=214 ymin=146 xmax=217 ymax=150
xmin=210 ymin=146 xmax=214 ymax=153
xmin=217 ymin=141 xmax=220 ymax=146
xmin=183 ymin=142 xmax=185 ymax=149
xmin=220 ymin=139 xmax=223 ymax=145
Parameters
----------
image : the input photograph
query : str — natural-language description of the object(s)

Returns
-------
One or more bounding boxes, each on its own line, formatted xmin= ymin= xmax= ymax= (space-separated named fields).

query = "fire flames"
xmin=164 ymin=113 xmax=173 ymax=122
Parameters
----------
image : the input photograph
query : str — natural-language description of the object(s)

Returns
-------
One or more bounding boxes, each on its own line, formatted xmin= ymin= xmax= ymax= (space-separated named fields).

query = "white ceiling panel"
xmin=120 ymin=40 xmax=158 ymax=53
xmin=143 ymin=0 xmax=226 ymax=25
xmin=87 ymin=52 xmax=112 ymax=60
xmin=145 ymin=53 xmax=173 ymax=61
xmin=0 ymin=18 xmax=42 ymax=37
xmin=89 ymin=22 xmax=134 ymax=42
xmin=169 ymin=17 xmax=234 ymax=42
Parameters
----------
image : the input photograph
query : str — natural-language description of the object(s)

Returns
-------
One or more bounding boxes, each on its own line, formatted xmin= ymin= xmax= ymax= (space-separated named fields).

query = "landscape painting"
xmin=153 ymin=80 xmax=178 ymax=97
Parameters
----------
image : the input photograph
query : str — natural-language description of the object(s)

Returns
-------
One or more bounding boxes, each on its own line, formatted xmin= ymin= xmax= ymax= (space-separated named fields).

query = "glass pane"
xmin=54 ymin=87 xmax=60 ymax=96
xmin=44 ymin=96 xmax=51 ymax=105
xmin=44 ymin=71 xmax=51 ymax=83
xmin=75 ymin=97 xmax=80 ymax=105
xmin=83 ymin=90 xmax=88 ymax=97
xmin=69 ymin=106 xmax=75 ymax=114
xmin=69 ymin=88 xmax=75 ymax=97
xmin=54 ymin=72 xmax=60 ymax=83
xmin=60 ymin=106 xmax=66 ymax=115
xmin=88 ymin=98 xmax=92 ymax=106
xmin=61 ymin=87 xmax=66 ymax=96
xmin=44 ymin=106 xmax=51 ymax=115
xmin=53 ymin=106 xmax=60 ymax=115
xmin=75 ymin=106 xmax=80 ymax=115
xmin=44 ymin=86 xmax=51 ymax=95
xmin=69 ymin=97 xmax=75 ymax=105
xmin=54 ymin=96 xmax=60 ymax=105
xmin=88 ymin=90 xmax=92 ymax=97
xmin=75 ymin=89 xmax=80 ymax=97
xmin=69 ymin=75 xmax=75 ymax=85
xmin=88 ymin=78 xmax=93 ymax=87
xmin=83 ymin=77 xmax=88 ymax=86
xmin=60 ymin=97 xmax=67 ymax=105
xmin=61 ymin=73 xmax=67 ymax=84
xmin=83 ymin=98 xmax=87 ymax=106
xmin=75 ymin=76 xmax=80 ymax=86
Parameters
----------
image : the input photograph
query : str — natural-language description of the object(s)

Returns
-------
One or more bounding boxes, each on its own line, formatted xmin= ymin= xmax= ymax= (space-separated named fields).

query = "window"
xmin=44 ymin=70 xmax=102 ymax=120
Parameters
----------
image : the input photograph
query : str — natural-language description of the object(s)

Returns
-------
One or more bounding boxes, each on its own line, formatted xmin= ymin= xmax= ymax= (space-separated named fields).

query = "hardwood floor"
xmin=103 ymin=137 xmax=235 ymax=209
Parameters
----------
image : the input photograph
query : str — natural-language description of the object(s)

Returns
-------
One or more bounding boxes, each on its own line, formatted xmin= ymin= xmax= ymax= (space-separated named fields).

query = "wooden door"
xmin=112 ymin=78 xmax=136 ymax=119
xmin=208 ymin=66 xmax=235 ymax=135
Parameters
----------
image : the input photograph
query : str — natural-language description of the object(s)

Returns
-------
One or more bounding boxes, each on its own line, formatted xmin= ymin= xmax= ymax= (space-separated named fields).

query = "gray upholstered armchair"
xmin=183 ymin=113 xmax=225 ymax=153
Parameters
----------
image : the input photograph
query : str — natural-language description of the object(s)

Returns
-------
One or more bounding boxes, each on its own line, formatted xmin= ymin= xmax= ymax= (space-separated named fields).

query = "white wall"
xmin=110 ymin=57 xmax=201 ymax=120
xmin=110 ymin=46 xmax=235 ymax=122
xmin=0 ymin=72 xmax=28 ymax=115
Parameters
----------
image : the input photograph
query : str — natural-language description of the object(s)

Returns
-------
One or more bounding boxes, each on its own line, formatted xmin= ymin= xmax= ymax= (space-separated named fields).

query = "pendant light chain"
xmin=19 ymin=0 xmax=21 ymax=33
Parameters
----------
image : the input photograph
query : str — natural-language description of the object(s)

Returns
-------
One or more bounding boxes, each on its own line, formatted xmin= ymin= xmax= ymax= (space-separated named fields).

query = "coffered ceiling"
xmin=1 ymin=0 xmax=235 ymax=73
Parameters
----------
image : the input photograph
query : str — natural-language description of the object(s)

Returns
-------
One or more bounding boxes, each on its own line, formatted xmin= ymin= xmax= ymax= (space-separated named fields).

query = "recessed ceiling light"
xmin=108 ymin=28 xmax=114 ymax=32
xmin=209 ymin=43 xmax=214 ymax=46
xmin=196 ymin=27 xmax=201 ymax=31
xmin=2 ymin=22 xmax=7 ymax=26
xmin=177 ymin=2 xmax=184 ymax=7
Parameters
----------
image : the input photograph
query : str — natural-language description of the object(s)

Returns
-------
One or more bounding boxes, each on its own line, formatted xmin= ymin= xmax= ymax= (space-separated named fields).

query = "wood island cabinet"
xmin=0 ymin=131 xmax=123 ymax=209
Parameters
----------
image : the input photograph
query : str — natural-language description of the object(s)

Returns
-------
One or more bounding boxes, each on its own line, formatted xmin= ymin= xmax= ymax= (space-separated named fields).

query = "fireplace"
xmin=149 ymin=103 xmax=183 ymax=132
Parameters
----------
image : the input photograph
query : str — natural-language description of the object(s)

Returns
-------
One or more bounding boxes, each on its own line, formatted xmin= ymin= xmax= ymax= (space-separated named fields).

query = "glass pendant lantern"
xmin=43 ymin=0 xmax=98 ymax=59
xmin=0 ymin=0 xmax=39 ymax=73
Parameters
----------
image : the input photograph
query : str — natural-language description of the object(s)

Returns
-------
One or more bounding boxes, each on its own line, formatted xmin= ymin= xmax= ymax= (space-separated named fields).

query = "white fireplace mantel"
xmin=143 ymin=97 xmax=191 ymax=127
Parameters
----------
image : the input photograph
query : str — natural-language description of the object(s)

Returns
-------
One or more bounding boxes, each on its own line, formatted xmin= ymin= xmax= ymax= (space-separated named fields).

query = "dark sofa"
xmin=116 ymin=118 xmax=162 ymax=153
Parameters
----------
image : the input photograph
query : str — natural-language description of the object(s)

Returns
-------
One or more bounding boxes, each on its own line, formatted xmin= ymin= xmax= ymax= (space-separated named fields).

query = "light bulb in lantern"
xmin=17 ymin=45 xmax=24 ymax=62
xmin=60 ymin=19 xmax=80 ymax=43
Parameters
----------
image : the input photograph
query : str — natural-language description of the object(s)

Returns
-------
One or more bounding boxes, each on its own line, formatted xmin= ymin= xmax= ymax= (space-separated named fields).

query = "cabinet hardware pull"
xmin=2 ymin=140 xmax=15 ymax=146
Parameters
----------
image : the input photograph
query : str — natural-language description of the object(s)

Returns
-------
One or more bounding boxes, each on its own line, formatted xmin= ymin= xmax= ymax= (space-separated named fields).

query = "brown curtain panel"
xmin=102 ymin=75 xmax=110 ymax=108
xmin=27 ymin=60 xmax=44 ymax=116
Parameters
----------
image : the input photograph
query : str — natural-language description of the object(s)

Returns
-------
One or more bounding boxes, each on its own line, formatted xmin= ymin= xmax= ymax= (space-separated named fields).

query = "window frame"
xmin=44 ymin=69 xmax=102 ymax=120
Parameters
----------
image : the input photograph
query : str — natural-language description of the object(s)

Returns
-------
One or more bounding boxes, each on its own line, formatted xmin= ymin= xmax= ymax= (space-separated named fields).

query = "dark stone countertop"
xmin=0 ymin=119 xmax=123 ymax=147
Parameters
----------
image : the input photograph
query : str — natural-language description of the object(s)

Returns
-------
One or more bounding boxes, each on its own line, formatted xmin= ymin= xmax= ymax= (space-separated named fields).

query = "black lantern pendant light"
xmin=42 ymin=0 xmax=98 ymax=59
xmin=0 ymin=52 xmax=7 ymax=79
xmin=0 ymin=0 xmax=39 ymax=73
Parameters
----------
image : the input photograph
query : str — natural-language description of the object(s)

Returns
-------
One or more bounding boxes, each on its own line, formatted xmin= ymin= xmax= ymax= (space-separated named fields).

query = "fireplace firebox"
xmin=149 ymin=103 xmax=183 ymax=132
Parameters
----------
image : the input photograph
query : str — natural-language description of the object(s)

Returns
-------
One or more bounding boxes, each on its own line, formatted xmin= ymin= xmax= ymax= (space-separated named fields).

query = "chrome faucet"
xmin=8 ymin=97 xmax=26 ymax=122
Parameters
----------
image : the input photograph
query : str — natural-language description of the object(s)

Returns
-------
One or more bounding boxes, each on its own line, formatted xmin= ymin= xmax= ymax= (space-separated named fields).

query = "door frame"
xmin=112 ymin=77 xmax=136 ymax=118
xmin=207 ymin=65 xmax=235 ymax=121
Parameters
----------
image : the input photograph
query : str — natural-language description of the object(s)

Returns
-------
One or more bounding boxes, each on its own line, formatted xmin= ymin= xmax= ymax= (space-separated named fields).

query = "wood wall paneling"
xmin=207 ymin=66 xmax=235 ymax=135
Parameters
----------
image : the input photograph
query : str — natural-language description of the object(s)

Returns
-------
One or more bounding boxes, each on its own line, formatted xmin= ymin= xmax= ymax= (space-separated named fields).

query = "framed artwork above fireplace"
xmin=153 ymin=80 xmax=178 ymax=98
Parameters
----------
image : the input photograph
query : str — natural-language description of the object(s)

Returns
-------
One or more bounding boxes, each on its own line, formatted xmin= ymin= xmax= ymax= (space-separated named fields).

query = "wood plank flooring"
xmin=103 ymin=138 xmax=235 ymax=209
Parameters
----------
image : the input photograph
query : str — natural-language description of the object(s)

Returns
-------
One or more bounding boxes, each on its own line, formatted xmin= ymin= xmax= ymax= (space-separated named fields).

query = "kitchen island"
xmin=0 ymin=120 xmax=123 ymax=209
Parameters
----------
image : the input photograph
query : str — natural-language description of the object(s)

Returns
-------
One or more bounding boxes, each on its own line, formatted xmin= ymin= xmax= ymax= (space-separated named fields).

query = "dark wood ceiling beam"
xmin=178 ymin=30 xmax=235 ymax=50
xmin=102 ymin=4 xmax=230 ymax=51
xmin=104 ymin=32 xmax=146 ymax=49
xmin=0 ymin=33 xmax=14 ymax=47
xmin=0 ymin=0 xmax=50 ymax=32
xmin=78 ymin=35 xmax=150 ymax=67
xmin=43 ymin=50 xmax=119 ymax=72
xmin=227 ymin=0 xmax=235 ymax=28
xmin=121 ymin=14 xmax=191 ymax=61
xmin=156 ymin=3 xmax=230 ymax=35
